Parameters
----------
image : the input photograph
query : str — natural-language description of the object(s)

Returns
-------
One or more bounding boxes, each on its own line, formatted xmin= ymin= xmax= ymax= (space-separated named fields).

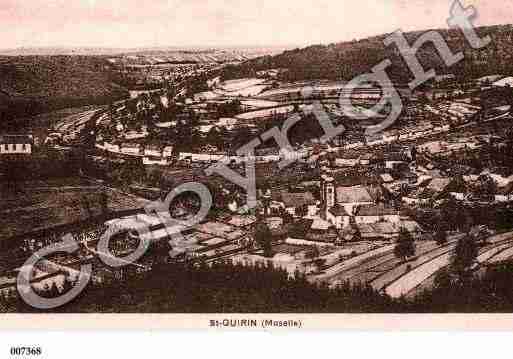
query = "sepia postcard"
xmin=1 ymin=0 xmax=513 ymax=331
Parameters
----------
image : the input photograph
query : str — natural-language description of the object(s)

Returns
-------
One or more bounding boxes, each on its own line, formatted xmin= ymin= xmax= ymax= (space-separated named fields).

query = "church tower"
xmin=320 ymin=174 xmax=335 ymax=218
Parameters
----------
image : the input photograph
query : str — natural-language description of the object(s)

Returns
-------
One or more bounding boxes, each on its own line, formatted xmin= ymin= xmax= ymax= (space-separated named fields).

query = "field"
xmin=313 ymin=232 xmax=513 ymax=299
xmin=215 ymin=78 xmax=268 ymax=97
xmin=0 ymin=178 xmax=149 ymax=239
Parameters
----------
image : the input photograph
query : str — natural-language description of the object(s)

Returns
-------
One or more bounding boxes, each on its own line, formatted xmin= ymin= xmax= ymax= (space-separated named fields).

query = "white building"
xmin=354 ymin=203 xmax=400 ymax=224
xmin=0 ymin=135 xmax=33 ymax=155
xmin=144 ymin=145 xmax=161 ymax=157
xmin=163 ymin=146 xmax=174 ymax=158
xmin=120 ymin=143 xmax=141 ymax=155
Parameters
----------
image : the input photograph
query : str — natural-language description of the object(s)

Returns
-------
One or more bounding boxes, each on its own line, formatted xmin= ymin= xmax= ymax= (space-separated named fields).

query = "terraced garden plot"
xmin=406 ymin=240 xmax=513 ymax=299
xmin=370 ymin=242 xmax=459 ymax=292
xmin=485 ymin=244 xmax=513 ymax=264
xmin=335 ymin=241 xmax=440 ymax=287
xmin=476 ymin=241 xmax=513 ymax=263
xmin=313 ymin=244 xmax=396 ymax=281
xmin=386 ymin=235 xmax=513 ymax=298
xmin=385 ymin=254 xmax=453 ymax=298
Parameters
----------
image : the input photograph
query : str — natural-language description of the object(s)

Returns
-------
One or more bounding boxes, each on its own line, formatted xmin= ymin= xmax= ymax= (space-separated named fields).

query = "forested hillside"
xmin=0 ymin=56 xmax=128 ymax=121
xmin=223 ymin=25 xmax=513 ymax=83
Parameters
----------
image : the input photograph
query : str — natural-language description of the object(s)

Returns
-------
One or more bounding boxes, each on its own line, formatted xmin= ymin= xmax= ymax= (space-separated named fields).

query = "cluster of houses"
xmin=244 ymin=168 xmax=423 ymax=244
xmin=96 ymin=141 xmax=175 ymax=165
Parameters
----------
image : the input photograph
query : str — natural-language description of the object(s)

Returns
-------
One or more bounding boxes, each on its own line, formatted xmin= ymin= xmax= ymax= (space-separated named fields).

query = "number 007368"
xmin=10 ymin=347 xmax=42 ymax=356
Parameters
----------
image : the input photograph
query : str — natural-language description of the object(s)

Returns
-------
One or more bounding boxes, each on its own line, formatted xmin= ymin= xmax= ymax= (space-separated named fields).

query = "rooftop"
xmin=336 ymin=185 xmax=374 ymax=204
xmin=355 ymin=203 xmax=398 ymax=217
xmin=0 ymin=134 xmax=33 ymax=144
xmin=329 ymin=204 xmax=350 ymax=217
xmin=279 ymin=191 xmax=316 ymax=208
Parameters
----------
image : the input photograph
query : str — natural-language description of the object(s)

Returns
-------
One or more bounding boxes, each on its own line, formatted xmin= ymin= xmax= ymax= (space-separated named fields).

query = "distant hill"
xmin=0 ymin=45 xmax=292 ymax=58
xmin=0 ymin=56 xmax=128 ymax=123
xmin=0 ymin=47 xmax=130 ymax=56
xmin=222 ymin=24 xmax=513 ymax=83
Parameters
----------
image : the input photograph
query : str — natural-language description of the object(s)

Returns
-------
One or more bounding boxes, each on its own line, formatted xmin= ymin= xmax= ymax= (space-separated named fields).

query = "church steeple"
xmin=320 ymin=173 xmax=335 ymax=219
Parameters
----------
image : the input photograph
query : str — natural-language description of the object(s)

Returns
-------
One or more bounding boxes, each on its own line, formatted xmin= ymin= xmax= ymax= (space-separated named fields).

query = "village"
xmin=2 ymin=58 xmax=513 ymax=306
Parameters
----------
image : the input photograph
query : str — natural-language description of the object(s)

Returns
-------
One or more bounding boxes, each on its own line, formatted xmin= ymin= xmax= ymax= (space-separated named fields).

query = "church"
xmin=319 ymin=174 xmax=400 ymax=230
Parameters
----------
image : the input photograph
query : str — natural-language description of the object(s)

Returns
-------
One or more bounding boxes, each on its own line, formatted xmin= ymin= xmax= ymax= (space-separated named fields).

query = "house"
xmin=307 ymin=218 xmax=339 ymax=242
xmin=365 ymin=134 xmax=385 ymax=146
xmin=334 ymin=150 xmax=360 ymax=167
xmin=104 ymin=142 xmax=120 ymax=153
xmin=372 ymin=221 xmax=400 ymax=239
xmin=0 ymin=135 xmax=33 ymax=155
xmin=265 ymin=217 xmax=284 ymax=230
xmin=124 ymin=130 xmax=148 ymax=140
xmin=400 ymin=220 xmax=423 ymax=238
xmin=496 ymin=182 xmax=513 ymax=202
xmin=216 ymin=117 xmax=238 ymax=128
xmin=276 ymin=190 xmax=317 ymax=217
xmin=144 ymin=145 xmax=161 ymax=157
xmin=120 ymin=143 xmax=141 ymax=155
xmin=354 ymin=203 xmax=400 ymax=224
xmin=335 ymin=185 xmax=374 ymax=215
xmin=383 ymin=130 xmax=400 ymax=143
xmin=380 ymin=173 xmax=394 ymax=183
xmin=143 ymin=156 xmax=168 ymax=166
xmin=326 ymin=204 xmax=351 ymax=229
xmin=345 ymin=141 xmax=364 ymax=149
xmin=424 ymin=177 xmax=468 ymax=200
xmin=359 ymin=153 xmax=373 ymax=165
xmin=384 ymin=152 xmax=409 ymax=169
xmin=356 ymin=223 xmax=382 ymax=240
xmin=280 ymin=147 xmax=309 ymax=162
xmin=255 ymin=148 xmax=280 ymax=163
xmin=163 ymin=146 xmax=174 ymax=158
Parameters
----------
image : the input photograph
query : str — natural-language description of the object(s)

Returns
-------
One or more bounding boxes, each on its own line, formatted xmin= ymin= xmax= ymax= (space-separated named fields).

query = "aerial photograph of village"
xmin=2 ymin=0 xmax=513 ymax=314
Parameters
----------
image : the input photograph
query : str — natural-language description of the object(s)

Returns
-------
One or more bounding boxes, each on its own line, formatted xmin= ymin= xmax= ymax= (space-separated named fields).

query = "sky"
xmin=0 ymin=0 xmax=511 ymax=49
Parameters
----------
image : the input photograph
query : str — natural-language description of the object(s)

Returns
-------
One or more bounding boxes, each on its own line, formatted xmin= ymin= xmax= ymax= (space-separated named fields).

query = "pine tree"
xmin=394 ymin=228 xmax=416 ymax=262
xmin=254 ymin=222 xmax=273 ymax=258
xmin=452 ymin=234 xmax=478 ymax=282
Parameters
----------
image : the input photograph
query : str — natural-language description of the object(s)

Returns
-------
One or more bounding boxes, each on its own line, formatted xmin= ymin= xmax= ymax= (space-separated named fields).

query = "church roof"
xmin=355 ymin=203 xmax=398 ymax=217
xmin=336 ymin=185 xmax=373 ymax=204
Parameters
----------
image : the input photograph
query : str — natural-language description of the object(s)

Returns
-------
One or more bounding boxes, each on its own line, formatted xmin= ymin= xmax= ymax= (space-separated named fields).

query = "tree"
xmin=232 ymin=126 xmax=253 ymax=149
xmin=435 ymin=228 xmax=448 ymax=246
xmin=452 ymin=234 xmax=478 ymax=282
xmin=295 ymin=204 xmax=309 ymax=218
xmin=313 ymin=258 xmax=327 ymax=272
xmin=99 ymin=191 xmax=109 ymax=217
xmin=206 ymin=126 xmax=223 ymax=149
xmin=474 ymin=175 xmax=498 ymax=201
xmin=434 ymin=268 xmax=454 ymax=290
xmin=306 ymin=245 xmax=320 ymax=259
xmin=254 ymin=222 xmax=273 ymax=258
xmin=394 ymin=228 xmax=416 ymax=262
xmin=81 ymin=195 xmax=94 ymax=219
